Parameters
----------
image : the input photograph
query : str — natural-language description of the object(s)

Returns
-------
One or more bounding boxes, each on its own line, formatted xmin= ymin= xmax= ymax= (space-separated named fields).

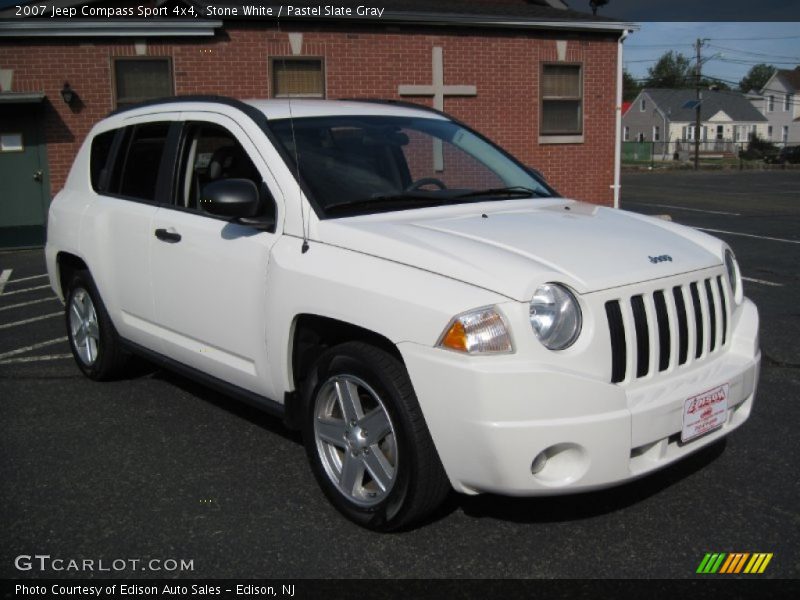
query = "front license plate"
xmin=682 ymin=384 xmax=729 ymax=443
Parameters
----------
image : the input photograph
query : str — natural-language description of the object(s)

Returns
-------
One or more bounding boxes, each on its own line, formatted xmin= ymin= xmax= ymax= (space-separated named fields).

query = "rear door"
xmin=149 ymin=113 xmax=282 ymax=396
xmin=84 ymin=118 xmax=178 ymax=352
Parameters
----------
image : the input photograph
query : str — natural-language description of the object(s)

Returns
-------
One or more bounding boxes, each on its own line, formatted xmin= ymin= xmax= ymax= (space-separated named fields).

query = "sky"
xmin=623 ymin=22 xmax=800 ymax=90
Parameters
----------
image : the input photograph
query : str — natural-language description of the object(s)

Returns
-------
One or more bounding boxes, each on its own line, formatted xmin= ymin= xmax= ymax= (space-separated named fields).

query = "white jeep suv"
xmin=46 ymin=96 xmax=760 ymax=530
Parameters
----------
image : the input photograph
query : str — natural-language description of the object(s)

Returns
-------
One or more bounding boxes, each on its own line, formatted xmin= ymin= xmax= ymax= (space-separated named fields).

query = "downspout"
xmin=613 ymin=28 xmax=630 ymax=209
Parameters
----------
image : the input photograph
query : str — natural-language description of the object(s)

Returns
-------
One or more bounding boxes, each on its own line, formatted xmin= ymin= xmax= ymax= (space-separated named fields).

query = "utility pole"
xmin=694 ymin=38 xmax=704 ymax=170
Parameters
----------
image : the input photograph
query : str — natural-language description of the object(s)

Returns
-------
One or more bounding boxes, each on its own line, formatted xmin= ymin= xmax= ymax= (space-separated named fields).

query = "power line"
xmin=706 ymin=35 xmax=800 ymax=41
xmin=706 ymin=43 xmax=800 ymax=62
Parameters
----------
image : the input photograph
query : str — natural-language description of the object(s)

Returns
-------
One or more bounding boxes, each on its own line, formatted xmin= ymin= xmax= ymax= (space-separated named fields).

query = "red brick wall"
xmin=0 ymin=24 xmax=618 ymax=205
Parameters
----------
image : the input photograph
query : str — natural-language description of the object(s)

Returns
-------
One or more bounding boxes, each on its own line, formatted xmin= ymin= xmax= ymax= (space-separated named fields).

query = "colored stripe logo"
xmin=696 ymin=552 xmax=773 ymax=574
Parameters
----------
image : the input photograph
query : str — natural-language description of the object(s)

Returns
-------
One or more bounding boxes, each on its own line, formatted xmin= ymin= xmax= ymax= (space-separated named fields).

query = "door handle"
xmin=33 ymin=169 xmax=43 ymax=182
xmin=154 ymin=228 xmax=182 ymax=243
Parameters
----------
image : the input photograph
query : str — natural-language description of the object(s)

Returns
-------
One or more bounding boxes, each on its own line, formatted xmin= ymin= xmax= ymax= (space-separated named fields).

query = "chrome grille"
xmin=605 ymin=275 xmax=730 ymax=384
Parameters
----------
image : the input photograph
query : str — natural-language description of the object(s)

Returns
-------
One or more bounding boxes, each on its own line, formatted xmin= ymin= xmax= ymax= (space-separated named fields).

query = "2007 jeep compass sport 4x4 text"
xmin=46 ymin=96 xmax=760 ymax=530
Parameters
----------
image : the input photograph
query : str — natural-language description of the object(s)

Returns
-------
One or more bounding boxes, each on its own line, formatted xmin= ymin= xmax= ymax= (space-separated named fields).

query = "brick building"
xmin=0 ymin=0 xmax=633 ymax=247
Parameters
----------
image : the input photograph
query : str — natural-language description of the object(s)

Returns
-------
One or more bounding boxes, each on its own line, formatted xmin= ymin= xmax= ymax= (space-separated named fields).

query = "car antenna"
xmin=278 ymin=24 xmax=309 ymax=253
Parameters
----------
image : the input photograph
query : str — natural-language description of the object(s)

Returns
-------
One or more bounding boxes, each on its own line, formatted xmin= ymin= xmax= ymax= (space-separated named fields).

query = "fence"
xmin=622 ymin=139 xmax=797 ymax=166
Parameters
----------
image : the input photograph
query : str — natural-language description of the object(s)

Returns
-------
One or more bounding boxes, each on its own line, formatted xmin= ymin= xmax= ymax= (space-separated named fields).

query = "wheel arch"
xmin=283 ymin=313 xmax=404 ymax=430
xmin=56 ymin=251 xmax=90 ymax=297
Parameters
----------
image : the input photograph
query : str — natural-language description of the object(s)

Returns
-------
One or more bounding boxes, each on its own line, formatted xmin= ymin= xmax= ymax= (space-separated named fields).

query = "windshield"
xmin=268 ymin=115 xmax=554 ymax=217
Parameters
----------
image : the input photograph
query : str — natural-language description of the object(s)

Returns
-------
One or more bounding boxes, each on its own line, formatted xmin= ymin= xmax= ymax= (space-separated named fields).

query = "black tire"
xmin=65 ymin=271 xmax=129 ymax=381
xmin=301 ymin=341 xmax=450 ymax=531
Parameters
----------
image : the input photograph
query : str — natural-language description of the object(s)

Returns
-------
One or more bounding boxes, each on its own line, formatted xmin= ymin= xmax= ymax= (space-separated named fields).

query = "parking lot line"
xmin=625 ymin=202 xmax=741 ymax=216
xmin=0 ymin=297 xmax=59 ymax=312
xmin=696 ymin=227 xmax=800 ymax=245
xmin=743 ymin=277 xmax=784 ymax=287
xmin=0 ymin=269 xmax=11 ymax=294
xmin=8 ymin=273 xmax=48 ymax=284
xmin=0 ymin=284 xmax=51 ymax=297
xmin=0 ymin=312 xmax=62 ymax=330
xmin=0 ymin=336 xmax=69 ymax=361
xmin=0 ymin=353 xmax=72 ymax=365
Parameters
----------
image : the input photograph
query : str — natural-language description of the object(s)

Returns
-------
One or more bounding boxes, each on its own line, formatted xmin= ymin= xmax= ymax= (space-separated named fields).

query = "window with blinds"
xmin=271 ymin=58 xmax=325 ymax=98
xmin=113 ymin=59 xmax=173 ymax=108
xmin=541 ymin=64 xmax=583 ymax=136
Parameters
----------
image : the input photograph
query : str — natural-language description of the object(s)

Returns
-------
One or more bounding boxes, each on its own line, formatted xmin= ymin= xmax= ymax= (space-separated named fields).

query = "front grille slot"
xmin=653 ymin=291 xmax=670 ymax=372
xmin=690 ymin=282 xmax=704 ymax=359
xmin=605 ymin=273 xmax=729 ymax=384
xmin=705 ymin=279 xmax=717 ymax=352
xmin=631 ymin=295 xmax=650 ymax=378
xmin=717 ymin=276 xmax=728 ymax=345
xmin=673 ymin=286 xmax=689 ymax=365
xmin=605 ymin=300 xmax=626 ymax=384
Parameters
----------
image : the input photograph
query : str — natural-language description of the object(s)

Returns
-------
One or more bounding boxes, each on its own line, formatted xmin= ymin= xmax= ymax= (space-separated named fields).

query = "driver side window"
xmin=176 ymin=122 xmax=272 ymax=219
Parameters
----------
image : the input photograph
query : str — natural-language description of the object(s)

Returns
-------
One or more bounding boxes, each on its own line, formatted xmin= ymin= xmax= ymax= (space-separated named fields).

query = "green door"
xmin=0 ymin=107 xmax=50 ymax=247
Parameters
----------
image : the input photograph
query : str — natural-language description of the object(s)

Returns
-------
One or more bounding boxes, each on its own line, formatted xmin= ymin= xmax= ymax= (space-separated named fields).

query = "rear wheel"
xmin=302 ymin=342 xmax=450 ymax=531
xmin=66 ymin=271 xmax=128 ymax=380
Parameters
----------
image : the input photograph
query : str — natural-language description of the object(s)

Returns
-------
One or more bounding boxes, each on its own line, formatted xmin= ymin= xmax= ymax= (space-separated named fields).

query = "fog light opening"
xmin=530 ymin=451 xmax=548 ymax=475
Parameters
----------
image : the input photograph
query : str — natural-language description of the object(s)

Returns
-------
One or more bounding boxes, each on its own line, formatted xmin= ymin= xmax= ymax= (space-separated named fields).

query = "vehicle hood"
xmin=316 ymin=199 xmax=725 ymax=300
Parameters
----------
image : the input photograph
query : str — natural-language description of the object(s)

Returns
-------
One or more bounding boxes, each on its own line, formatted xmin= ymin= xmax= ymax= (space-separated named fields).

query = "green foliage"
xmin=623 ymin=69 xmax=641 ymax=101
xmin=644 ymin=51 xmax=694 ymax=88
xmin=738 ymin=64 xmax=777 ymax=93
xmin=739 ymin=135 xmax=780 ymax=161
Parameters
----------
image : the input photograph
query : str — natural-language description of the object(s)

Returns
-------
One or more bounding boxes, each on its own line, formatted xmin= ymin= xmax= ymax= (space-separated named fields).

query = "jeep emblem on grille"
xmin=649 ymin=255 xmax=673 ymax=264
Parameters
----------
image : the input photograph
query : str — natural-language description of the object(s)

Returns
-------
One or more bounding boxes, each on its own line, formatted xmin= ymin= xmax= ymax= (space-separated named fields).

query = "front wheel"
xmin=302 ymin=342 xmax=450 ymax=531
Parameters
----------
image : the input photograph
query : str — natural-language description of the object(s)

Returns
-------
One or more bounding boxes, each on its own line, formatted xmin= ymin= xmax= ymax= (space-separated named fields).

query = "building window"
xmin=623 ymin=126 xmax=630 ymax=141
xmin=783 ymin=125 xmax=789 ymax=143
xmin=271 ymin=58 xmax=325 ymax=98
xmin=786 ymin=93 xmax=794 ymax=111
xmin=767 ymin=125 xmax=773 ymax=139
xmin=653 ymin=125 xmax=661 ymax=142
xmin=637 ymin=132 xmax=644 ymax=142
xmin=767 ymin=95 xmax=775 ymax=112
xmin=640 ymin=98 xmax=646 ymax=111
xmin=540 ymin=64 xmax=582 ymax=136
xmin=113 ymin=58 xmax=173 ymax=108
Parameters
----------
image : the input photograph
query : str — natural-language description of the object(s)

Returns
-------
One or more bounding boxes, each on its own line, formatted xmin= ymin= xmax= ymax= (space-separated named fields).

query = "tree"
xmin=738 ymin=64 xmax=776 ymax=93
xmin=623 ymin=69 xmax=641 ymax=101
xmin=644 ymin=51 xmax=694 ymax=88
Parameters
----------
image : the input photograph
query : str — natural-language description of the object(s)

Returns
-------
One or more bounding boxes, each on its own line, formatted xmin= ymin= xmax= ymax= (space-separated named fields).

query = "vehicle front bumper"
xmin=398 ymin=298 xmax=760 ymax=496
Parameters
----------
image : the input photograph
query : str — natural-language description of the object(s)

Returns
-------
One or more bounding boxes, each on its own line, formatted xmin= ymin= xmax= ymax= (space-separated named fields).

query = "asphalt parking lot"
xmin=1 ymin=170 xmax=798 ymax=580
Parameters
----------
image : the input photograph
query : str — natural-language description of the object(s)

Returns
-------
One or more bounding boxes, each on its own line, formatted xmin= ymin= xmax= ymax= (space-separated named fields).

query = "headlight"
xmin=437 ymin=306 xmax=513 ymax=354
xmin=529 ymin=283 xmax=582 ymax=350
xmin=724 ymin=248 xmax=743 ymax=304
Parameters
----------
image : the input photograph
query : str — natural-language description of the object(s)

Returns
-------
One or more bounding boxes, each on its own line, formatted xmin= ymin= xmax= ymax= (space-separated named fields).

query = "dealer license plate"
xmin=681 ymin=384 xmax=729 ymax=443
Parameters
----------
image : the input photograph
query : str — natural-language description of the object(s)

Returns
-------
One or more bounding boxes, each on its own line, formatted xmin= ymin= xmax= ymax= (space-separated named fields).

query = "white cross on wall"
xmin=398 ymin=47 xmax=477 ymax=171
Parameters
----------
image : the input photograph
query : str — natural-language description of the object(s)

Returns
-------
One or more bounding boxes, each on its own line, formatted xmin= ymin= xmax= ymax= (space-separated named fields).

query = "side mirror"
xmin=200 ymin=179 xmax=260 ymax=218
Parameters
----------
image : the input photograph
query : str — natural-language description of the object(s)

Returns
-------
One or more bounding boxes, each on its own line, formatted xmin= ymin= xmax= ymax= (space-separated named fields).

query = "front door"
xmin=0 ymin=107 xmax=49 ymax=247
xmin=150 ymin=114 xmax=282 ymax=397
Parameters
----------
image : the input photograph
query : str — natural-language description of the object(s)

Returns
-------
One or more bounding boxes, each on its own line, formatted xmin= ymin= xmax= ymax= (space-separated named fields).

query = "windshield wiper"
xmin=325 ymin=193 xmax=453 ymax=214
xmin=454 ymin=186 xmax=546 ymax=199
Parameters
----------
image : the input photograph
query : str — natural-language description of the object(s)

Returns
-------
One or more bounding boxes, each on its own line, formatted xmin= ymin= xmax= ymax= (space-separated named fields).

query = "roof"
xmin=1 ymin=0 xmax=633 ymax=36
xmin=775 ymin=67 xmax=800 ymax=92
xmin=639 ymin=88 xmax=768 ymax=123
xmin=107 ymin=96 xmax=450 ymax=122
xmin=244 ymin=99 xmax=450 ymax=121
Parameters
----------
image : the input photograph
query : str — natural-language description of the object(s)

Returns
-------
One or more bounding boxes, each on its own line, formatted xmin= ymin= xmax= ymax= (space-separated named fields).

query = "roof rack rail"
xmin=107 ymin=95 xmax=268 ymax=125
xmin=337 ymin=97 xmax=456 ymax=120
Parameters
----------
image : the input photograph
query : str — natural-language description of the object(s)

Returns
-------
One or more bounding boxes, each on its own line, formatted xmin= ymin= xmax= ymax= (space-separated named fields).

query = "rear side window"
xmin=113 ymin=122 xmax=171 ymax=202
xmin=90 ymin=130 xmax=117 ymax=192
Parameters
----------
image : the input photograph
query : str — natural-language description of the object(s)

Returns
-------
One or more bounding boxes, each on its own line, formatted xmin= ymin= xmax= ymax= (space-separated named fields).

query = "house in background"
xmin=622 ymin=88 xmax=767 ymax=158
xmin=0 ymin=0 xmax=633 ymax=248
xmin=747 ymin=66 xmax=800 ymax=145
